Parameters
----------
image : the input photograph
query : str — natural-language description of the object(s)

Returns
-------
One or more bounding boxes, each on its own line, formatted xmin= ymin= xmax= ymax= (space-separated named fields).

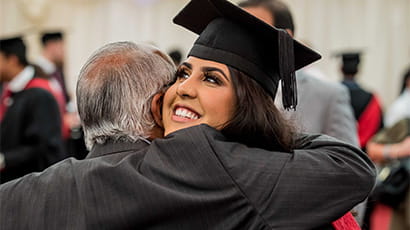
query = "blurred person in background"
xmin=168 ymin=49 xmax=183 ymax=66
xmin=35 ymin=31 xmax=87 ymax=159
xmin=239 ymin=0 xmax=359 ymax=147
xmin=384 ymin=67 xmax=410 ymax=128
xmin=0 ymin=36 xmax=65 ymax=183
xmin=35 ymin=32 xmax=69 ymax=103
xmin=366 ymin=66 xmax=410 ymax=230
xmin=35 ymin=32 xmax=70 ymax=140
xmin=339 ymin=52 xmax=384 ymax=150
xmin=366 ymin=118 xmax=410 ymax=230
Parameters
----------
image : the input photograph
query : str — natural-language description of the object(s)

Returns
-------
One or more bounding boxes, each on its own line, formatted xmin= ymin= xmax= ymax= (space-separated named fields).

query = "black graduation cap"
xmin=41 ymin=31 xmax=64 ymax=45
xmin=340 ymin=52 xmax=361 ymax=75
xmin=173 ymin=0 xmax=321 ymax=110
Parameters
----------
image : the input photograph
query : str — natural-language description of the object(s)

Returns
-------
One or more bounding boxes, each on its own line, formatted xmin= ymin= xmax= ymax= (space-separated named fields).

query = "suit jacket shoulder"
xmin=295 ymin=72 xmax=359 ymax=146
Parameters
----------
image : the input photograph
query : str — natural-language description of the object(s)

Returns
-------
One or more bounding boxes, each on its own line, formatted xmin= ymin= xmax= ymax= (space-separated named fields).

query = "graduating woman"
xmin=153 ymin=0 xmax=376 ymax=228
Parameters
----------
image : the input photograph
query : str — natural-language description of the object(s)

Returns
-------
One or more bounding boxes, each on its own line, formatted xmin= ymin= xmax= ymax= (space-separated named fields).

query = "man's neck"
xmin=9 ymin=65 xmax=25 ymax=81
xmin=42 ymin=51 xmax=54 ymax=63
xmin=343 ymin=75 xmax=355 ymax=81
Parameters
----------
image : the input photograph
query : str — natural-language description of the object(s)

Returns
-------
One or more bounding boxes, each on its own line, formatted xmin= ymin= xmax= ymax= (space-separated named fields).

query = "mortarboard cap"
xmin=340 ymin=52 xmax=361 ymax=75
xmin=173 ymin=0 xmax=321 ymax=110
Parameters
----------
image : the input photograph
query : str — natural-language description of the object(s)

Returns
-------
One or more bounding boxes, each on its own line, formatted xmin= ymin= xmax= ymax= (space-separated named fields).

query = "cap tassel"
xmin=278 ymin=30 xmax=297 ymax=110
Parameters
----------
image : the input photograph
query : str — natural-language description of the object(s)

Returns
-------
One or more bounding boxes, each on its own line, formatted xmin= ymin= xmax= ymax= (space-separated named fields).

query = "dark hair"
xmin=41 ymin=32 xmax=63 ymax=46
xmin=400 ymin=67 xmax=410 ymax=94
xmin=0 ymin=37 xmax=28 ymax=66
xmin=168 ymin=49 xmax=183 ymax=66
xmin=238 ymin=0 xmax=295 ymax=34
xmin=222 ymin=67 xmax=295 ymax=152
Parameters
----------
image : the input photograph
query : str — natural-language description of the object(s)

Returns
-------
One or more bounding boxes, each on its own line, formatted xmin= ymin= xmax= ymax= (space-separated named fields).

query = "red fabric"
xmin=0 ymin=85 xmax=12 ymax=122
xmin=357 ymin=95 xmax=382 ymax=148
xmin=332 ymin=212 xmax=361 ymax=230
xmin=370 ymin=203 xmax=392 ymax=230
xmin=25 ymin=78 xmax=70 ymax=139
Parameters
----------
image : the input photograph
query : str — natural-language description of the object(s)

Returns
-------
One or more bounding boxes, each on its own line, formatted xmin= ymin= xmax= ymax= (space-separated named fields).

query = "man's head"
xmin=339 ymin=52 xmax=361 ymax=78
xmin=76 ymin=42 xmax=175 ymax=149
xmin=0 ymin=36 xmax=28 ymax=83
xmin=239 ymin=0 xmax=295 ymax=36
xmin=41 ymin=32 xmax=65 ymax=68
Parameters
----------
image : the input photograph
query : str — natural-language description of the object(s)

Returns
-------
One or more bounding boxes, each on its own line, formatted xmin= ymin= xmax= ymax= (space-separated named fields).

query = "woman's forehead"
xmin=184 ymin=56 xmax=229 ymax=73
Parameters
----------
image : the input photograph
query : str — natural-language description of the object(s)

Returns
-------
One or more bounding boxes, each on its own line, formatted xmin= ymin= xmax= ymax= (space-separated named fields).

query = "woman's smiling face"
xmin=162 ymin=56 xmax=236 ymax=136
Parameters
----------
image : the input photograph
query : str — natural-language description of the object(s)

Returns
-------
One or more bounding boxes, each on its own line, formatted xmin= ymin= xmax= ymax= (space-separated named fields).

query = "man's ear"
xmin=151 ymin=93 xmax=164 ymax=128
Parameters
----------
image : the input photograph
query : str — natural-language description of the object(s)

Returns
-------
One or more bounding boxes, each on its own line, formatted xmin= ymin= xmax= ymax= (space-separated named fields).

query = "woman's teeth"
xmin=175 ymin=108 xmax=199 ymax=120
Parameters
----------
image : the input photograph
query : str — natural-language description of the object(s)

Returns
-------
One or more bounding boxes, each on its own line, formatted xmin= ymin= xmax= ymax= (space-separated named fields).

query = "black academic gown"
xmin=0 ymin=125 xmax=376 ymax=229
xmin=342 ymin=80 xmax=383 ymax=149
xmin=0 ymin=87 xmax=64 ymax=183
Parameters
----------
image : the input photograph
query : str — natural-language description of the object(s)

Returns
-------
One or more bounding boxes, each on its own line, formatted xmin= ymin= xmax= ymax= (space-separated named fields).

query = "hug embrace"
xmin=0 ymin=0 xmax=376 ymax=229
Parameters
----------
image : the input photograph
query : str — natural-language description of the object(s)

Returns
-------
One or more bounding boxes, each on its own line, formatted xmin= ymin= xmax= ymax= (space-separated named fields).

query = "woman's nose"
xmin=176 ymin=76 xmax=197 ymax=98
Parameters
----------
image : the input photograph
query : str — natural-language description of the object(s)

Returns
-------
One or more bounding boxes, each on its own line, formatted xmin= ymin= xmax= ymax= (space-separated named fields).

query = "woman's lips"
xmin=172 ymin=106 xmax=200 ymax=122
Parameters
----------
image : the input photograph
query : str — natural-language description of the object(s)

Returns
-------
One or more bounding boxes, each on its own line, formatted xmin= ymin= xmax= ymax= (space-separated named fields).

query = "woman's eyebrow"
xmin=202 ymin=67 xmax=229 ymax=81
xmin=180 ymin=62 xmax=192 ymax=69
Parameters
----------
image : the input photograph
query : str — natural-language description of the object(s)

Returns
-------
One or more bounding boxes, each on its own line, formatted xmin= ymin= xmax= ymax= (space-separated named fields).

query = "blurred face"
xmin=0 ymin=52 xmax=13 ymax=82
xmin=48 ymin=40 xmax=65 ymax=67
xmin=162 ymin=56 xmax=236 ymax=136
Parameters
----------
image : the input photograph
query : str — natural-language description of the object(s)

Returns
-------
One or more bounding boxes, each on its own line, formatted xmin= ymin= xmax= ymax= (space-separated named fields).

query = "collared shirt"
xmin=86 ymin=139 xmax=151 ymax=159
xmin=35 ymin=55 xmax=56 ymax=75
xmin=34 ymin=56 xmax=65 ymax=98
xmin=8 ymin=66 xmax=35 ymax=93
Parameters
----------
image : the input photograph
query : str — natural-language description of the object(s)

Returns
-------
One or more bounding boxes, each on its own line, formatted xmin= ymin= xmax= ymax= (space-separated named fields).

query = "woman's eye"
xmin=204 ymin=73 xmax=221 ymax=85
xmin=176 ymin=69 xmax=190 ymax=80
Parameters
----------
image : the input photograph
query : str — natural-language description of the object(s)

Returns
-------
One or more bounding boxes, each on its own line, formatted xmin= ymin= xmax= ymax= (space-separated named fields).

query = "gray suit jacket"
xmin=0 ymin=125 xmax=375 ymax=229
xmin=277 ymin=71 xmax=359 ymax=146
